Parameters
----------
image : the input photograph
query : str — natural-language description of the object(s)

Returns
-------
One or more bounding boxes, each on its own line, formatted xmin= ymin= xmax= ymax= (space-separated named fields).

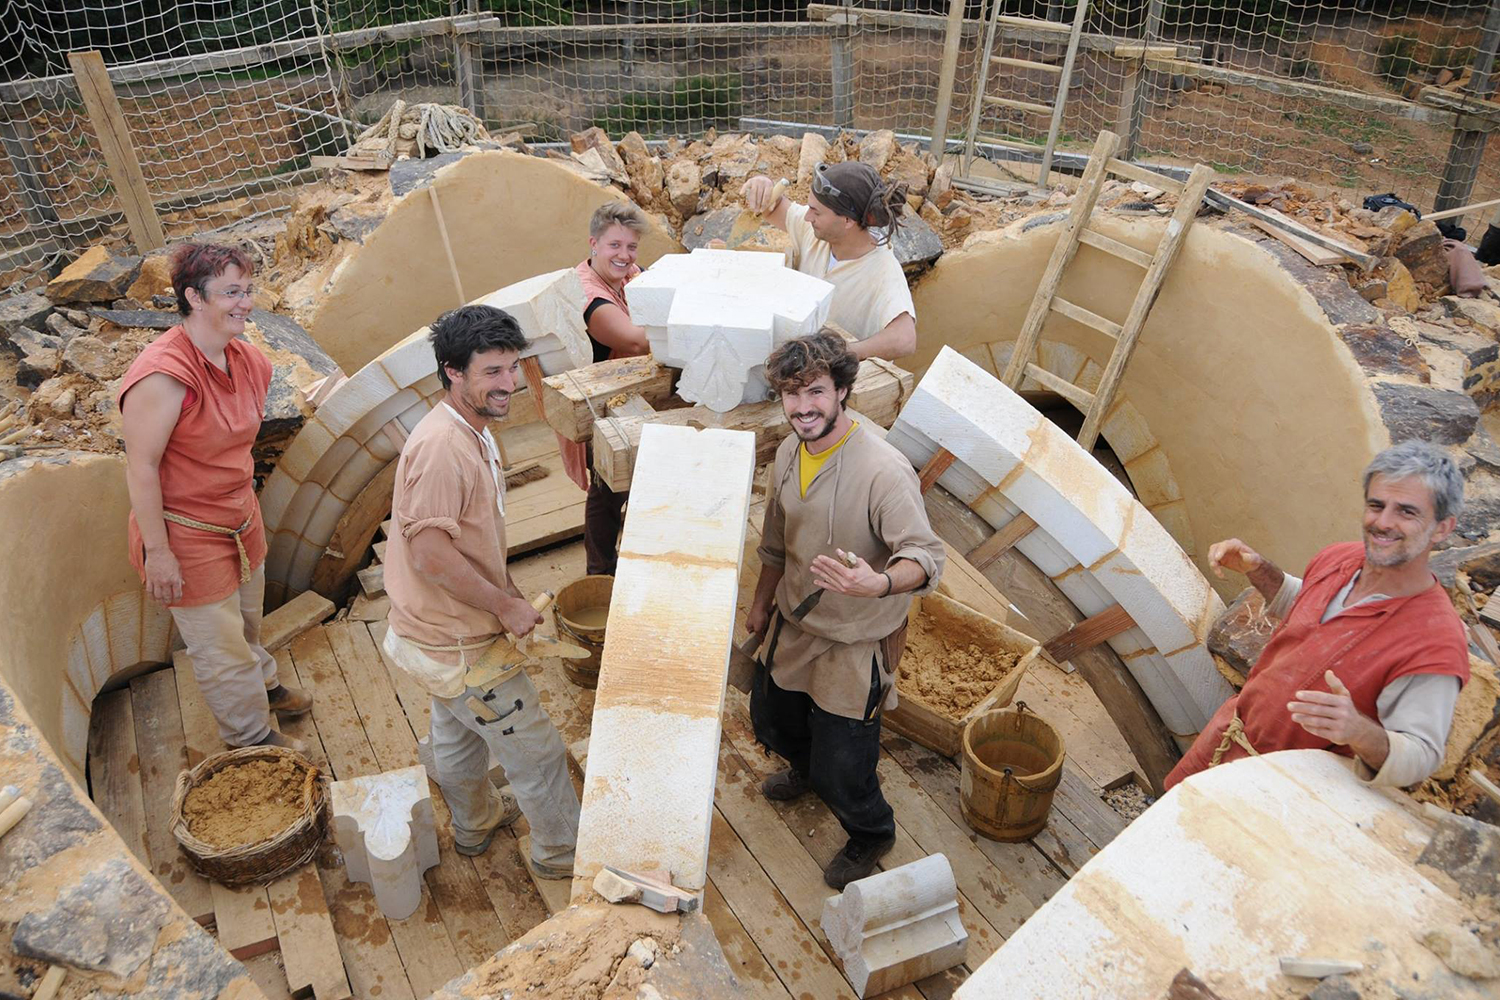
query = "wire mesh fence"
xmin=3 ymin=0 xmax=1500 ymax=290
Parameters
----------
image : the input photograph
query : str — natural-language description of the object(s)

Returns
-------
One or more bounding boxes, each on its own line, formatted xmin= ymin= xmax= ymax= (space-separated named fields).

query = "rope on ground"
xmin=349 ymin=99 xmax=491 ymax=160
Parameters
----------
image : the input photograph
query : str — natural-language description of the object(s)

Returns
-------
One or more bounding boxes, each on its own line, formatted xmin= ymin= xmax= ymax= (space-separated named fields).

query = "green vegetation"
xmin=596 ymin=74 xmax=741 ymax=136
xmin=1375 ymin=28 xmax=1473 ymax=89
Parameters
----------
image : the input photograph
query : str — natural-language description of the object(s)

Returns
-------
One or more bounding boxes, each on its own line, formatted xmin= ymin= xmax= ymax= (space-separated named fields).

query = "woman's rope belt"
xmin=1208 ymin=710 xmax=1260 ymax=768
xmin=161 ymin=511 xmax=254 ymax=583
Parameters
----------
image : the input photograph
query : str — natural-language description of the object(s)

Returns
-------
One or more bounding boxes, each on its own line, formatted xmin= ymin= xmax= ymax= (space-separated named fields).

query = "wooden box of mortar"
xmin=884 ymin=592 xmax=1041 ymax=760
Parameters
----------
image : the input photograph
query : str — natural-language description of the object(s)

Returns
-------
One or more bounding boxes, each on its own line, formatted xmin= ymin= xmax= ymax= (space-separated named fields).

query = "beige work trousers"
xmin=169 ymin=564 xmax=279 ymax=746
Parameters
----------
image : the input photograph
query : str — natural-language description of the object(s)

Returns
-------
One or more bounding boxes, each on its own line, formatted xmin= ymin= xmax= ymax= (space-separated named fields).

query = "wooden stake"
xmin=927 ymin=0 xmax=968 ymax=158
xmin=31 ymin=966 xmax=66 ymax=1000
xmin=67 ymin=51 xmax=166 ymax=251
xmin=427 ymin=185 xmax=466 ymax=307
xmin=1424 ymin=195 xmax=1500 ymax=222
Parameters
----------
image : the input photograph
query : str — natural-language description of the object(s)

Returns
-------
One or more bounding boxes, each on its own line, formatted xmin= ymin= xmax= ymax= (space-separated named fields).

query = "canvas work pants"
xmin=169 ymin=564 xmax=278 ymax=746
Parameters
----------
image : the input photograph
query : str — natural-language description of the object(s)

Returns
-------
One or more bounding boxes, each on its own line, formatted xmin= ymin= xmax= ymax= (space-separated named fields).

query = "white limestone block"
xmin=330 ymin=766 xmax=439 ymax=920
xmin=822 ymin=854 xmax=968 ymax=997
xmin=625 ymin=249 xmax=834 ymax=411
xmin=571 ymin=424 xmax=755 ymax=899
xmin=888 ymin=347 xmax=1232 ymax=734
xmin=473 ymin=267 xmax=592 ymax=376
xmin=954 ymin=751 xmax=1493 ymax=1000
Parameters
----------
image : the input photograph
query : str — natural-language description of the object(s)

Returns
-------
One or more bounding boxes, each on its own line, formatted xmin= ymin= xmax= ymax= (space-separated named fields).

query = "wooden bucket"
xmin=555 ymin=575 xmax=613 ymax=689
xmin=959 ymin=702 xmax=1064 ymax=842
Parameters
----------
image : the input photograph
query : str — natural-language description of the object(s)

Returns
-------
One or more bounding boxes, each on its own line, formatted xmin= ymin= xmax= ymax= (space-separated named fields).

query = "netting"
xmin=5 ymin=0 xmax=1500 ymax=290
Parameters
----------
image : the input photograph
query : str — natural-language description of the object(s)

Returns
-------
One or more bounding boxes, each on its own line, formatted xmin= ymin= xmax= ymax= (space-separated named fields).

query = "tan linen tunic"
xmin=784 ymin=202 xmax=915 ymax=340
xmin=757 ymin=419 xmax=945 ymax=719
xmin=385 ymin=403 xmax=511 ymax=696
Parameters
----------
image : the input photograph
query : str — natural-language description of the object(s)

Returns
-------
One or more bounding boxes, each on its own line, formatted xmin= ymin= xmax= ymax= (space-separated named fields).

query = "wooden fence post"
xmin=0 ymin=113 xmax=60 ymax=231
xmin=1119 ymin=0 xmax=1163 ymax=161
xmin=454 ymin=0 xmax=481 ymax=117
xmin=928 ymin=0 xmax=969 ymax=158
xmin=66 ymin=50 xmax=166 ymax=252
xmin=832 ymin=0 xmax=856 ymax=127
xmin=1434 ymin=0 xmax=1500 ymax=212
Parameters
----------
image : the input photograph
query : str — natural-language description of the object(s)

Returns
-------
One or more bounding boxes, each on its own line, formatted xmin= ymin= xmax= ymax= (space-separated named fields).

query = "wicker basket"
xmin=170 ymin=746 xmax=327 ymax=887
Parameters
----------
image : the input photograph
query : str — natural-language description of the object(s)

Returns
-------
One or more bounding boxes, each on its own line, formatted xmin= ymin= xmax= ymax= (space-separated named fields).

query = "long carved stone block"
xmin=626 ymin=249 xmax=834 ymax=412
xmin=822 ymin=854 xmax=968 ymax=997
xmin=888 ymin=346 xmax=1232 ymax=736
xmin=329 ymin=766 xmax=439 ymax=920
xmin=571 ymin=423 xmax=755 ymax=900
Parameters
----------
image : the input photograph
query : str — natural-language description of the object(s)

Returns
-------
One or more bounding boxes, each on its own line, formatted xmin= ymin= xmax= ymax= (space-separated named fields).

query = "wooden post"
xmin=832 ymin=0 xmax=856 ymax=127
xmin=928 ymin=0 xmax=969 ymax=158
xmin=1435 ymin=0 xmax=1500 ymax=211
xmin=454 ymin=0 xmax=481 ymax=117
xmin=66 ymin=50 xmax=166 ymax=252
xmin=1119 ymin=0 xmax=1164 ymax=161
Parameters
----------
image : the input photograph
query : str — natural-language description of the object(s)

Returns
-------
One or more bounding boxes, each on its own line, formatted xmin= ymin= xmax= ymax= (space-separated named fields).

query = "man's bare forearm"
xmin=1248 ymin=557 xmax=1287 ymax=604
xmin=411 ymin=530 xmax=507 ymax=617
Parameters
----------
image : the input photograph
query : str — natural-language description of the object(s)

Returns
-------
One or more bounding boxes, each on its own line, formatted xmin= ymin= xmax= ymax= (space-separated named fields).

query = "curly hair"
xmin=764 ymin=331 xmax=859 ymax=404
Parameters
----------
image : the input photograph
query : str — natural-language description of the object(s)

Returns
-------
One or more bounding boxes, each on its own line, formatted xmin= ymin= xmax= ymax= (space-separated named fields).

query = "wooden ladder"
xmin=1000 ymin=129 xmax=1214 ymax=451
xmin=954 ymin=0 xmax=1090 ymax=194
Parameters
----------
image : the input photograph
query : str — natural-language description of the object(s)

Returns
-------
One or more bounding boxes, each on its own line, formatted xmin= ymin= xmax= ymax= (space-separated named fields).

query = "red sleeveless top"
xmin=1167 ymin=541 xmax=1469 ymax=788
xmin=119 ymin=326 xmax=272 ymax=607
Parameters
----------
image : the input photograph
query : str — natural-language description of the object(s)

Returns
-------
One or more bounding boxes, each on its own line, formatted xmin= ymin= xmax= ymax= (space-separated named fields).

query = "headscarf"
xmin=811 ymin=161 xmax=907 ymax=243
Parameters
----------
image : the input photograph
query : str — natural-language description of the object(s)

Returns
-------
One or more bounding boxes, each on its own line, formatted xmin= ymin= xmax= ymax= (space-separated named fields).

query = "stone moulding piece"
xmin=626 ymin=248 xmax=834 ymax=412
xmin=570 ymin=423 xmax=755 ymax=901
xmin=887 ymin=346 xmax=1232 ymax=735
xmin=822 ymin=853 xmax=968 ymax=997
xmin=329 ymin=765 xmax=439 ymax=920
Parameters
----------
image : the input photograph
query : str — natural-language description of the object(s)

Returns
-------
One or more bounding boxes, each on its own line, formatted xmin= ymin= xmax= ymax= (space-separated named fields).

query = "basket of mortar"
xmin=170 ymin=745 xmax=328 ymax=886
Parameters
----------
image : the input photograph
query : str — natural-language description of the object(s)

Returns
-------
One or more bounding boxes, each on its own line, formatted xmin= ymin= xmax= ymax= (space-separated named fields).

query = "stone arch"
xmin=956 ymin=336 xmax=1195 ymax=555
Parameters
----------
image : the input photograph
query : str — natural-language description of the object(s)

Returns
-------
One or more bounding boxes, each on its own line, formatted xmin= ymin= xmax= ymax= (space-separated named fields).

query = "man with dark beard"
xmin=381 ymin=305 xmax=579 ymax=874
xmin=1166 ymin=439 xmax=1471 ymax=790
xmin=745 ymin=331 xmax=944 ymax=888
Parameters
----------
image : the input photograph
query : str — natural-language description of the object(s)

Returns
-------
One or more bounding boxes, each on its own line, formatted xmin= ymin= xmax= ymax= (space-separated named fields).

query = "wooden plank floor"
xmin=85 ymin=531 xmax=1134 ymax=1000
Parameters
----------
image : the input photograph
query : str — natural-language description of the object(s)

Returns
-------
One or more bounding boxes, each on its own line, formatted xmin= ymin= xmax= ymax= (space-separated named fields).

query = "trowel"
xmin=464 ymin=590 xmax=592 ymax=692
xmin=726 ymin=177 xmax=789 ymax=249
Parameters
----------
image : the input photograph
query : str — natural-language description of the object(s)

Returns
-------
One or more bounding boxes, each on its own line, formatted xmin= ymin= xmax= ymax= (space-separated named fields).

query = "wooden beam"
xmin=266 ymin=865 xmax=354 ymax=1000
xmin=1205 ymin=189 xmax=1378 ymax=271
xmin=917 ymin=448 xmax=957 ymax=494
xmin=965 ymin=512 xmax=1037 ymax=571
xmin=66 ymin=51 xmax=165 ymax=252
xmin=1042 ymin=604 xmax=1136 ymax=662
xmin=924 ymin=487 xmax=1180 ymax=794
xmin=1142 ymin=55 xmax=1461 ymax=128
xmin=541 ymin=356 xmax=678 ymax=443
xmin=927 ymin=0 xmax=968 ymax=158
xmin=262 ymin=589 xmax=336 ymax=652
xmin=592 ymin=358 xmax=912 ymax=492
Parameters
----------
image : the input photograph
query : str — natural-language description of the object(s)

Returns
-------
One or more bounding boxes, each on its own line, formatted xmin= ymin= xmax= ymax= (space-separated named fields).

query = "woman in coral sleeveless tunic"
xmin=119 ymin=244 xmax=312 ymax=752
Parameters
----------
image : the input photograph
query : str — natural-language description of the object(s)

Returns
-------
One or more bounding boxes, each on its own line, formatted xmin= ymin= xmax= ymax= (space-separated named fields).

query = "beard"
xmin=1363 ymin=523 xmax=1432 ymax=568
xmin=467 ymin=384 xmax=511 ymax=419
xmin=789 ymin=408 xmax=839 ymax=443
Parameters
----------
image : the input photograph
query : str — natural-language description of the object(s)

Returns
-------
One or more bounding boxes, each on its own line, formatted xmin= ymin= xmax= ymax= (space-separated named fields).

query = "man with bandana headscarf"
xmin=742 ymin=163 xmax=917 ymax=361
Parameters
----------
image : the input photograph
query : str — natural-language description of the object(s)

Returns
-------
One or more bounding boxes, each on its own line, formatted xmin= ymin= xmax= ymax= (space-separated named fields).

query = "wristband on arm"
xmin=881 ymin=571 xmax=893 ymax=597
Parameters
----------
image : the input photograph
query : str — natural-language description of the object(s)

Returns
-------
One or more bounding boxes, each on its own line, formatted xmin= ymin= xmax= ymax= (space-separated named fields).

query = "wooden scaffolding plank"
xmin=706 ymin=810 xmax=860 ymax=1000
xmin=173 ymin=650 xmax=224 ymax=767
xmin=87 ymin=688 xmax=149 ymax=867
xmin=1001 ymin=130 xmax=1121 ymax=388
xmin=129 ymin=669 xmax=214 ymax=924
xmin=328 ymin=621 xmax=512 ymax=968
xmin=702 ymin=878 xmax=796 ymax=1000
xmin=1078 ymin=163 xmax=1214 ymax=450
xmin=267 ymin=865 xmax=353 ymax=1000
xmin=66 ymin=51 xmax=166 ymax=251
xmin=1048 ymin=296 xmax=1122 ymax=339
xmin=1051 ymin=765 xmax=1127 ymax=851
xmin=1077 ymin=227 xmax=1154 ymax=268
xmin=281 ymin=639 xmax=458 ymax=999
